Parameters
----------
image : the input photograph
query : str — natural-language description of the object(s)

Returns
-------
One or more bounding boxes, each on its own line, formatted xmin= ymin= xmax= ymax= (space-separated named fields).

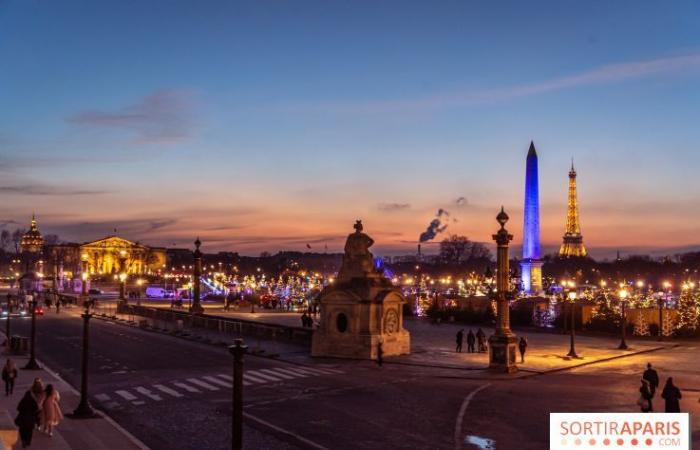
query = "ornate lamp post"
xmin=618 ymin=288 xmax=629 ymax=350
xmin=118 ymin=250 xmax=128 ymax=306
xmin=24 ymin=294 xmax=40 ymax=370
xmin=190 ymin=238 xmax=204 ymax=314
xmin=5 ymin=293 xmax=11 ymax=351
xmin=488 ymin=207 xmax=518 ymax=373
xmin=71 ymin=301 xmax=97 ymax=418
xmin=81 ymin=253 xmax=89 ymax=297
xmin=566 ymin=287 xmax=579 ymax=358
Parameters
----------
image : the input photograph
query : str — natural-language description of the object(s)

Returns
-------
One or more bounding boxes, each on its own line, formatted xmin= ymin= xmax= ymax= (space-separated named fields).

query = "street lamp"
xmin=71 ymin=301 xmax=97 ymax=418
xmin=229 ymin=339 xmax=248 ymax=450
xmin=119 ymin=272 xmax=127 ymax=305
xmin=566 ymin=287 xmax=579 ymax=358
xmin=618 ymin=289 xmax=629 ymax=350
xmin=24 ymin=294 xmax=40 ymax=370
xmin=657 ymin=296 xmax=664 ymax=341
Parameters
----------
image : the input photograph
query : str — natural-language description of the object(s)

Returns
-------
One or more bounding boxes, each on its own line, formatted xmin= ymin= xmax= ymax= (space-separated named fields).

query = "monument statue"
xmin=312 ymin=221 xmax=410 ymax=360
xmin=337 ymin=220 xmax=377 ymax=282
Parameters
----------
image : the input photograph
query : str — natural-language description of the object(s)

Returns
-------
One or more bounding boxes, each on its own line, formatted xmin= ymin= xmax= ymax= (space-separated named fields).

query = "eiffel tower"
xmin=559 ymin=160 xmax=587 ymax=257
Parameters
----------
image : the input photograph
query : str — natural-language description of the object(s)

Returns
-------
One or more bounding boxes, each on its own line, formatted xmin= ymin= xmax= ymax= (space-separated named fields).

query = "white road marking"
xmin=203 ymin=376 xmax=232 ymax=388
xmin=115 ymin=390 xmax=137 ymax=401
xmin=272 ymin=368 xmax=309 ymax=378
xmin=243 ymin=373 xmax=268 ymax=384
xmin=153 ymin=384 xmax=183 ymax=398
xmin=95 ymin=393 xmax=111 ymax=402
xmin=247 ymin=370 xmax=284 ymax=382
xmin=260 ymin=368 xmax=295 ymax=380
xmin=244 ymin=412 xmax=330 ymax=450
xmin=454 ymin=383 xmax=491 ymax=450
xmin=135 ymin=386 xmax=163 ymax=401
xmin=173 ymin=382 xmax=200 ymax=393
xmin=293 ymin=367 xmax=336 ymax=376
xmin=186 ymin=378 xmax=219 ymax=391
xmin=105 ymin=401 xmax=120 ymax=410
xmin=217 ymin=374 xmax=233 ymax=381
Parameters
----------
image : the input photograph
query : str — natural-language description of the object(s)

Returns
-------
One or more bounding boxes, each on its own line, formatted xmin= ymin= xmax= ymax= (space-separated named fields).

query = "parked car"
xmin=88 ymin=288 xmax=103 ymax=295
xmin=146 ymin=287 xmax=175 ymax=299
xmin=33 ymin=306 xmax=44 ymax=316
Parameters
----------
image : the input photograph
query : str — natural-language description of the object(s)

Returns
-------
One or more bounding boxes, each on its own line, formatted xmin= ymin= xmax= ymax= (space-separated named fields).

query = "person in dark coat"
xmin=376 ymin=341 xmax=383 ymax=367
xmin=639 ymin=379 xmax=653 ymax=412
xmin=15 ymin=390 xmax=40 ymax=447
xmin=455 ymin=329 xmax=464 ymax=353
xmin=301 ymin=312 xmax=309 ymax=328
xmin=2 ymin=359 xmax=17 ymax=396
xmin=518 ymin=337 xmax=528 ymax=363
xmin=466 ymin=330 xmax=476 ymax=353
xmin=476 ymin=328 xmax=486 ymax=352
xmin=643 ymin=363 xmax=660 ymax=397
xmin=661 ymin=377 xmax=682 ymax=412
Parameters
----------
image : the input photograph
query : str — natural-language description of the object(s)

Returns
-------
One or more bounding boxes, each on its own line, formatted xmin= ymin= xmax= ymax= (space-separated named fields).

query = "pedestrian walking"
xmin=643 ymin=363 xmax=659 ymax=397
xmin=661 ymin=377 xmax=682 ymax=413
xmin=301 ymin=312 xmax=309 ymax=328
xmin=2 ymin=359 xmax=18 ymax=396
xmin=41 ymin=384 xmax=62 ymax=437
xmin=466 ymin=330 xmax=476 ymax=353
xmin=638 ymin=378 xmax=653 ymax=412
xmin=15 ymin=390 xmax=40 ymax=448
xmin=518 ymin=336 xmax=528 ymax=363
xmin=476 ymin=328 xmax=486 ymax=353
xmin=55 ymin=298 xmax=60 ymax=314
xmin=456 ymin=329 xmax=464 ymax=353
xmin=376 ymin=341 xmax=383 ymax=367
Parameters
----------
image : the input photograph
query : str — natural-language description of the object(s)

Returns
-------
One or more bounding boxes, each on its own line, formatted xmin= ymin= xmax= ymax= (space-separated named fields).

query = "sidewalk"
xmin=90 ymin=305 xmax=678 ymax=378
xmin=0 ymin=353 xmax=147 ymax=450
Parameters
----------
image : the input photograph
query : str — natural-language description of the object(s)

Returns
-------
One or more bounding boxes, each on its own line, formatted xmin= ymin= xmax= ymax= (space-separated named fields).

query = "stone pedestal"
xmin=488 ymin=334 xmax=518 ymax=373
xmin=312 ymin=277 xmax=410 ymax=359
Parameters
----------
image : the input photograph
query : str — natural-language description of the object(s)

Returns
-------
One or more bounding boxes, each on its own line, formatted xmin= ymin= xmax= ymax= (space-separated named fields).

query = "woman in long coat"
xmin=639 ymin=378 xmax=653 ymax=412
xmin=42 ymin=384 xmax=63 ymax=436
xmin=15 ymin=390 xmax=40 ymax=448
xmin=661 ymin=377 xmax=682 ymax=413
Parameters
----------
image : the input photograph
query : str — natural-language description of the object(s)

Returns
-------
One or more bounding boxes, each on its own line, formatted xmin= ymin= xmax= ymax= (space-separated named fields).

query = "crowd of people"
xmin=2 ymin=358 xmax=64 ymax=448
xmin=639 ymin=363 xmax=685 ymax=413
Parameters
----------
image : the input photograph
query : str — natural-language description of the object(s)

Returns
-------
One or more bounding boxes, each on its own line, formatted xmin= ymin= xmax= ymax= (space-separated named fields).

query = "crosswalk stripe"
xmin=247 ymin=370 xmax=284 ymax=382
xmin=293 ymin=367 xmax=333 ymax=376
xmin=272 ymin=367 xmax=309 ymax=378
xmin=203 ymin=376 xmax=232 ymax=388
xmin=187 ymin=378 xmax=219 ymax=391
xmin=115 ymin=390 xmax=137 ymax=401
xmin=259 ymin=368 xmax=295 ymax=380
xmin=173 ymin=382 xmax=200 ymax=393
xmin=243 ymin=373 xmax=268 ymax=384
xmin=154 ymin=384 xmax=183 ymax=398
xmin=318 ymin=367 xmax=344 ymax=374
xmin=277 ymin=367 xmax=317 ymax=377
xmin=217 ymin=374 xmax=251 ymax=386
xmin=135 ymin=386 xmax=162 ymax=401
xmin=95 ymin=393 xmax=111 ymax=402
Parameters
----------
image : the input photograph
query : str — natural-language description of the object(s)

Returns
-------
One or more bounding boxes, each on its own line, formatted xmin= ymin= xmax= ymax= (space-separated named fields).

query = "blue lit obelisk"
xmin=521 ymin=141 xmax=543 ymax=295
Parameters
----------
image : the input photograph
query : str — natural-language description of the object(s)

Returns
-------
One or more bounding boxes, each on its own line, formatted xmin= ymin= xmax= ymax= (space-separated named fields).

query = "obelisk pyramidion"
xmin=521 ymin=141 xmax=543 ymax=295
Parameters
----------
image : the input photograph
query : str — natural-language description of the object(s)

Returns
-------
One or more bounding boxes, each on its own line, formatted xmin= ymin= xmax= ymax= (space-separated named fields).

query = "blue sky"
xmin=1 ymin=1 xmax=699 ymax=257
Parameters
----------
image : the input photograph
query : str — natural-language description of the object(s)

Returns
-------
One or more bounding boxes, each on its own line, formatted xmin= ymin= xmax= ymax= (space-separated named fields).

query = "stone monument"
xmin=488 ymin=207 xmax=518 ymax=373
xmin=311 ymin=220 xmax=410 ymax=359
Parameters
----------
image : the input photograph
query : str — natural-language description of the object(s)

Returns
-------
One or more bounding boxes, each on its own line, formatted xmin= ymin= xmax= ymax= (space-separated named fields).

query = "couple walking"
xmin=638 ymin=363 xmax=682 ymax=413
xmin=15 ymin=376 xmax=63 ymax=447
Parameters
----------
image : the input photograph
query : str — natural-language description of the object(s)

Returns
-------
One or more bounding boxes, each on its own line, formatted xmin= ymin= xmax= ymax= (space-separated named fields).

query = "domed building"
xmin=20 ymin=215 xmax=44 ymax=254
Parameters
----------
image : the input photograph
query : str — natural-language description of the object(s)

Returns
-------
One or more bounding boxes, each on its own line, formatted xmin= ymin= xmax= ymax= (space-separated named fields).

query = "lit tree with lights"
xmin=675 ymin=289 xmax=699 ymax=336
xmin=633 ymin=312 xmax=650 ymax=336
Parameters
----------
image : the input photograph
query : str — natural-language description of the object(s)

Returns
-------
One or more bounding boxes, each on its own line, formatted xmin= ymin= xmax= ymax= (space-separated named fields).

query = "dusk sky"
xmin=1 ymin=1 xmax=700 ymax=258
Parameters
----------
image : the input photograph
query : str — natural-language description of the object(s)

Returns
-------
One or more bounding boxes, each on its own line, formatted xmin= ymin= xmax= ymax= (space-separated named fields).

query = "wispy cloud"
xmin=0 ymin=185 xmax=110 ymax=196
xmin=290 ymin=52 xmax=700 ymax=113
xmin=67 ymin=89 xmax=195 ymax=144
xmin=378 ymin=202 xmax=410 ymax=211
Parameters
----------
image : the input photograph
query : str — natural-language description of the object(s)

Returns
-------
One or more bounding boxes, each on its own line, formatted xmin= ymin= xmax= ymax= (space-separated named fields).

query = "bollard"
xmin=228 ymin=339 xmax=247 ymax=450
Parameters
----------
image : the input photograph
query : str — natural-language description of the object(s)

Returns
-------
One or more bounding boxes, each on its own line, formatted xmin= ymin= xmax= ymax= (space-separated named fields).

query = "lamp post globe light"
xmin=565 ymin=282 xmax=579 ymax=358
xmin=24 ymin=294 xmax=41 ymax=370
xmin=618 ymin=288 xmax=629 ymax=350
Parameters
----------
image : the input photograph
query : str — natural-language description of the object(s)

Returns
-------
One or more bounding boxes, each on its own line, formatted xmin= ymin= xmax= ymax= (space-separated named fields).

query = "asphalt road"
xmin=9 ymin=309 xmax=700 ymax=450
xmin=10 ymin=309 xmax=482 ymax=450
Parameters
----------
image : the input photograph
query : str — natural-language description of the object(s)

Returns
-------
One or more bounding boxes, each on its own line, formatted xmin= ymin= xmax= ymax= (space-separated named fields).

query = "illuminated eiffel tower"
xmin=559 ymin=160 xmax=587 ymax=257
